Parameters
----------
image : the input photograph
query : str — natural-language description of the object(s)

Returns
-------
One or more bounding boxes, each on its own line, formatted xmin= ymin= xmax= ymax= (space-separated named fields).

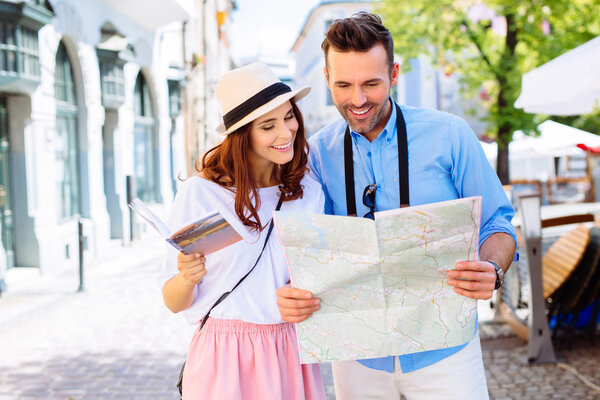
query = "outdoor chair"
xmin=567 ymin=223 xmax=600 ymax=340
xmin=546 ymin=176 xmax=593 ymax=204
xmin=499 ymin=213 xmax=598 ymax=342
xmin=509 ymin=179 xmax=544 ymax=209
xmin=546 ymin=226 xmax=600 ymax=343
xmin=589 ymin=299 xmax=600 ymax=339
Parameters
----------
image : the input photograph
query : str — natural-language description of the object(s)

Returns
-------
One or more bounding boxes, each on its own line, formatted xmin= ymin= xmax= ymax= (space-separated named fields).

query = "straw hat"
xmin=215 ymin=62 xmax=311 ymax=135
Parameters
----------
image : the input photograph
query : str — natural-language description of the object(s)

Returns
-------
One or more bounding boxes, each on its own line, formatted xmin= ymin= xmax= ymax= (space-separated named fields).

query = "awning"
xmin=515 ymin=35 xmax=600 ymax=116
xmin=481 ymin=120 xmax=600 ymax=181
xmin=103 ymin=0 xmax=191 ymax=31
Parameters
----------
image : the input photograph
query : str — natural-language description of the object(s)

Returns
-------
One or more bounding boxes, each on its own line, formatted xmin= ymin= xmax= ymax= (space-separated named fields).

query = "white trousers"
xmin=331 ymin=333 xmax=489 ymax=400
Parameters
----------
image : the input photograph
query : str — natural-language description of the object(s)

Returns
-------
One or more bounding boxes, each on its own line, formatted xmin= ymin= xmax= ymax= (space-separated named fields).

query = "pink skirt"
xmin=182 ymin=318 xmax=325 ymax=400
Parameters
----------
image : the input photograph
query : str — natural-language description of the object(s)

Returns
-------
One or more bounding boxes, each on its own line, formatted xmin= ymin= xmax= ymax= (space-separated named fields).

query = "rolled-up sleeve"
xmin=448 ymin=116 xmax=517 ymax=247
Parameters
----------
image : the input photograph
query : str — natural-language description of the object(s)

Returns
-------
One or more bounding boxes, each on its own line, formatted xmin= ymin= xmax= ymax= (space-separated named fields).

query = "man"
xmin=276 ymin=12 xmax=517 ymax=400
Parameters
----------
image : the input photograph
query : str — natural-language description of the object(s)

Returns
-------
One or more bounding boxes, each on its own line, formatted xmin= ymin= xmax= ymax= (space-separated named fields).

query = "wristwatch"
xmin=489 ymin=261 xmax=504 ymax=290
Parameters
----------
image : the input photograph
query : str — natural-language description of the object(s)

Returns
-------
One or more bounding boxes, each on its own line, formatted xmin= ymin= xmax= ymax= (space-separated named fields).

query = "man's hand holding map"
xmin=273 ymin=196 xmax=482 ymax=364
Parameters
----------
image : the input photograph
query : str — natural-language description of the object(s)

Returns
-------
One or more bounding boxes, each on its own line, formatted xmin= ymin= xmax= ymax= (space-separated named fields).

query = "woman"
xmin=157 ymin=62 xmax=325 ymax=400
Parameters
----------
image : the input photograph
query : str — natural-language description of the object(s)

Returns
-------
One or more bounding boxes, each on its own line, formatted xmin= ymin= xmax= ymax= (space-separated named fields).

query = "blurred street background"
xmin=1 ymin=0 xmax=600 ymax=399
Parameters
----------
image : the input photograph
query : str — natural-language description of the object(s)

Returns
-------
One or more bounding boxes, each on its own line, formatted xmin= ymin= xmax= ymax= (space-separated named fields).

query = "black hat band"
xmin=223 ymin=82 xmax=292 ymax=130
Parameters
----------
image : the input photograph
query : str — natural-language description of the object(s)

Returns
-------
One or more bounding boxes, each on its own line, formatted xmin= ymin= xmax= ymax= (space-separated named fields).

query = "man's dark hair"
xmin=321 ymin=11 xmax=394 ymax=73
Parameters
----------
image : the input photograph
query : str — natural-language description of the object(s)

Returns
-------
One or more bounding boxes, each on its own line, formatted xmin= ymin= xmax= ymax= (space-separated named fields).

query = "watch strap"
xmin=489 ymin=260 xmax=504 ymax=290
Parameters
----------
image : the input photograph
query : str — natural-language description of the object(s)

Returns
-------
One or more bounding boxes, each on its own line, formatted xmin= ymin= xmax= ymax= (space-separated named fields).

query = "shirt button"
xmin=387 ymin=138 xmax=391 ymax=143
xmin=367 ymin=152 xmax=372 ymax=157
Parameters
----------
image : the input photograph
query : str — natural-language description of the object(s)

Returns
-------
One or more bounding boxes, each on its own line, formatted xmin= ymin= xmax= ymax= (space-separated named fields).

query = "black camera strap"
xmin=198 ymin=195 xmax=284 ymax=330
xmin=177 ymin=194 xmax=284 ymax=396
xmin=344 ymin=102 xmax=410 ymax=216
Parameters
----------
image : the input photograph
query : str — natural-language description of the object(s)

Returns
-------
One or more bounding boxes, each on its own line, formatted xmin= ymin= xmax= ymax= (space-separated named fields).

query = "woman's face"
xmin=248 ymin=100 xmax=298 ymax=170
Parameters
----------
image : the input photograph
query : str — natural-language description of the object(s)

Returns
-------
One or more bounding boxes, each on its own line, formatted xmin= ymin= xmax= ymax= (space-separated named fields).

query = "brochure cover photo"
xmin=129 ymin=198 xmax=242 ymax=255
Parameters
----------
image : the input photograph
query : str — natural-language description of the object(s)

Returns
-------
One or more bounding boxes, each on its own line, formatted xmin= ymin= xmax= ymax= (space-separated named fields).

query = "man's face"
xmin=325 ymin=44 xmax=399 ymax=140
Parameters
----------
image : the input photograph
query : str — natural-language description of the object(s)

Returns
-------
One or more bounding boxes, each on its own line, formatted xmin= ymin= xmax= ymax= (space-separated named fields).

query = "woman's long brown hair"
xmin=197 ymin=100 xmax=308 ymax=231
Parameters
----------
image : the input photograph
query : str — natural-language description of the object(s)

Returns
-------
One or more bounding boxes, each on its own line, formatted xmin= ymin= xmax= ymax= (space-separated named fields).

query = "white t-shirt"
xmin=157 ymin=174 xmax=325 ymax=325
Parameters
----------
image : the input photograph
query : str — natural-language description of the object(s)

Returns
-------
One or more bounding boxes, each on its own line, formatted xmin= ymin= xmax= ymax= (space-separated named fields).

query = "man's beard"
xmin=337 ymin=101 xmax=387 ymax=134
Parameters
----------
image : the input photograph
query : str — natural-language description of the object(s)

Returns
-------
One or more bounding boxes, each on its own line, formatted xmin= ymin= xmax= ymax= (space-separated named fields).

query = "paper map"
xmin=273 ymin=197 xmax=481 ymax=364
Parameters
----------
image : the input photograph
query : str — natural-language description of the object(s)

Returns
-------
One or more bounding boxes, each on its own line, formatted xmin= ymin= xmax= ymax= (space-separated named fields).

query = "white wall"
xmin=14 ymin=0 xmax=194 ymax=272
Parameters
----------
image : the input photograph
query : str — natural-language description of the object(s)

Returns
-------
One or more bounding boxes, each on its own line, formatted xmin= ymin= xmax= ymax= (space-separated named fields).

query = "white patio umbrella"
xmin=480 ymin=120 xmax=600 ymax=181
xmin=535 ymin=120 xmax=600 ymax=156
xmin=515 ymin=35 xmax=600 ymax=116
xmin=481 ymin=137 xmax=555 ymax=181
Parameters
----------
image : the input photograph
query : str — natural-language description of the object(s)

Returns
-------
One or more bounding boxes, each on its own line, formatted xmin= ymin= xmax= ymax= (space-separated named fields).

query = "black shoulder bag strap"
xmin=344 ymin=102 xmax=410 ymax=216
xmin=177 ymin=194 xmax=284 ymax=396
xmin=197 ymin=194 xmax=283 ymax=331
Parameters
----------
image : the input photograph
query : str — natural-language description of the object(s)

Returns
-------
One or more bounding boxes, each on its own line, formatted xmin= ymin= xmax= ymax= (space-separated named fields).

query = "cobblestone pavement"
xmin=480 ymin=322 xmax=600 ymax=400
xmin=0 ymin=238 xmax=195 ymax=400
xmin=0 ymin=238 xmax=599 ymax=399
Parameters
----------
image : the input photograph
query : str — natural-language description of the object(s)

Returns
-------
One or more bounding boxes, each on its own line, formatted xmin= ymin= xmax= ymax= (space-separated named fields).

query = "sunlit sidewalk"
xmin=0 ymin=236 xmax=599 ymax=399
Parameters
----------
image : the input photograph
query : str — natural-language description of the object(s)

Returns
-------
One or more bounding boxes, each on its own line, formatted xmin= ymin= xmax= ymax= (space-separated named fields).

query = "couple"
xmin=158 ymin=12 xmax=516 ymax=400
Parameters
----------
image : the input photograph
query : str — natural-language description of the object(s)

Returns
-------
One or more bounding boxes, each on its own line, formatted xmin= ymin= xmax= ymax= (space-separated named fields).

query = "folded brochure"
xmin=128 ymin=198 xmax=242 ymax=255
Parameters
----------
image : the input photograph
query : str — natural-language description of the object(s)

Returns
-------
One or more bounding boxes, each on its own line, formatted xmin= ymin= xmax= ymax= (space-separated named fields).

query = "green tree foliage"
xmin=377 ymin=0 xmax=600 ymax=183
xmin=553 ymin=110 xmax=600 ymax=136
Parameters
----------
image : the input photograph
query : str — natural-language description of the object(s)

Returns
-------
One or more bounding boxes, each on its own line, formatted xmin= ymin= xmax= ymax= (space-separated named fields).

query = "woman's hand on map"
xmin=276 ymin=284 xmax=321 ymax=323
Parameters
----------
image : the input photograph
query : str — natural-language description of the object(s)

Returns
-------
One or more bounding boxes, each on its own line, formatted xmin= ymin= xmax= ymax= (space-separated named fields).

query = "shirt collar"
xmin=349 ymin=97 xmax=397 ymax=144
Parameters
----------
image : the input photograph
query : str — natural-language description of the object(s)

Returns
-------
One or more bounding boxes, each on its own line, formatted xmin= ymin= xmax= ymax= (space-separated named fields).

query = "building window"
xmin=325 ymin=18 xmax=334 ymax=32
xmin=55 ymin=45 xmax=76 ymax=106
xmin=0 ymin=22 xmax=18 ymax=74
xmin=168 ymin=80 xmax=182 ymax=117
xmin=0 ymin=0 xmax=52 ymax=94
xmin=99 ymin=60 xmax=125 ymax=107
xmin=0 ymin=23 xmax=40 ymax=77
xmin=0 ymin=22 xmax=40 ymax=78
xmin=97 ymin=22 xmax=132 ymax=109
xmin=390 ymin=86 xmax=398 ymax=103
xmin=326 ymin=83 xmax=334 ymax=106
xmin=134 ymin=73 xmax=159 ymax=203
xmin=0 ymin=97 xmax=14 ymax=270
xmin=19 ymin=26 xmax=40 ymax=78
xmin=323 ymin=20 xmax=335 ymax=108
xmin=55 ymin=43 xmax=80 ymax=219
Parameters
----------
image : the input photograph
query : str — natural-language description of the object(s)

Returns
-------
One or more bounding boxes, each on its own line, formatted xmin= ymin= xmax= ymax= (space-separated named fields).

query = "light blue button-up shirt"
xmin=307 ymin=100 xmax=516 ymax=373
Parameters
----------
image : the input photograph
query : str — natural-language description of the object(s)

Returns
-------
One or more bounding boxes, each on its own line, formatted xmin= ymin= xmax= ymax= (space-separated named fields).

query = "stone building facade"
xmin=0 ymin=0 xmax=234 ymax=292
